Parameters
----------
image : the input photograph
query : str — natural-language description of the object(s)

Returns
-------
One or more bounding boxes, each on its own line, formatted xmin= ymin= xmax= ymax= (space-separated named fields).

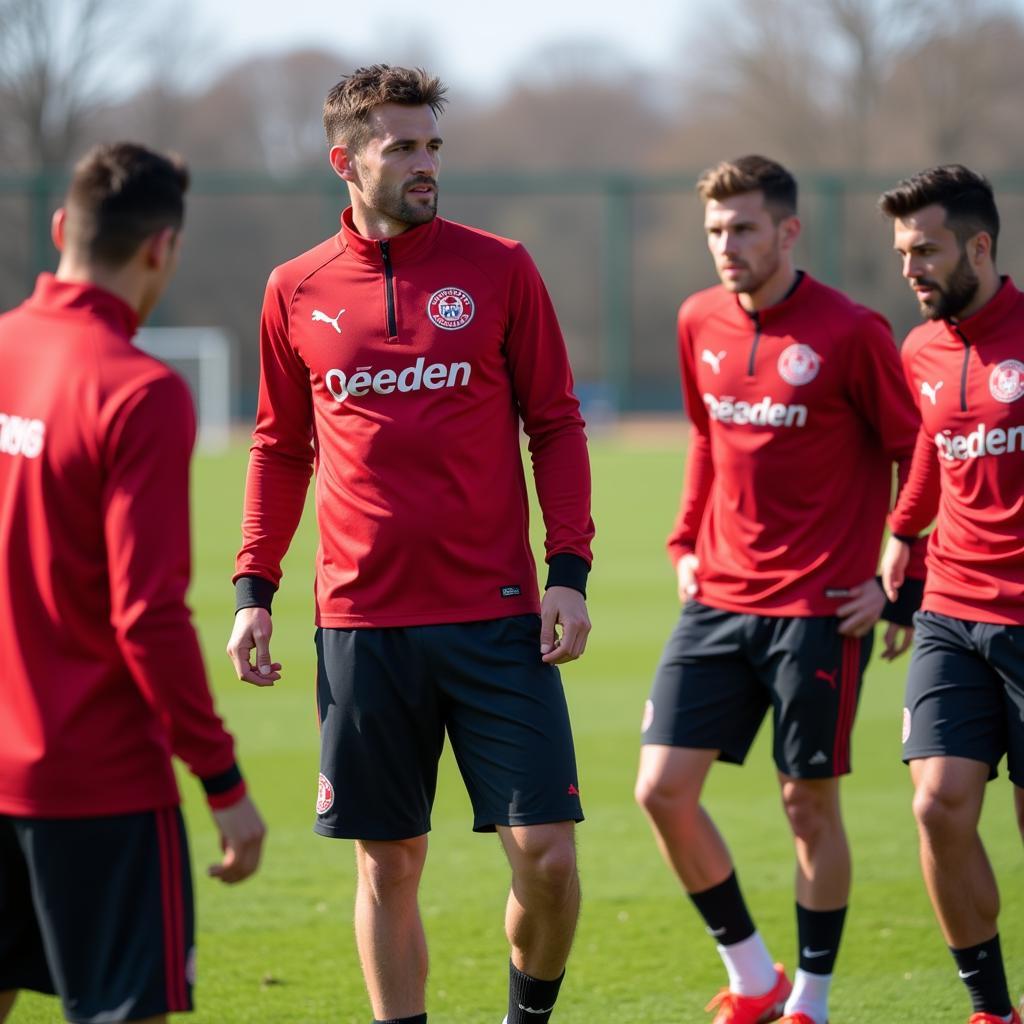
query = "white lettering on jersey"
xmin=0 ymin=413 xmax=46 ymax=458
xmin=312 ymin=308 xmax=346 ymax=333
xmin=325 ymin=357 xmax=471 ymax=404
xmin=920 ymin=380 xmax=943 ymax=405
xmin=701 ymin=349 xmax=726 ymax=374
xmin=935 ymin=423 xmax=1024 ymax=461
xmin=703 ymin=393 xmax=808 ymax=428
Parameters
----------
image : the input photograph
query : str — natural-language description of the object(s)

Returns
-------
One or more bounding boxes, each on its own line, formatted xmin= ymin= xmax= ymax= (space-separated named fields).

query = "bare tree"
xmin=0 ymin=0 xmax=149 ymax=167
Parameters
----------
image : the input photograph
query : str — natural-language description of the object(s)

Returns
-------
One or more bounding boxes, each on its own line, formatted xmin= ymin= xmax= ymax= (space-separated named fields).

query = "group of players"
xmin=0 ymin=63 xmax=1020 ymax=1024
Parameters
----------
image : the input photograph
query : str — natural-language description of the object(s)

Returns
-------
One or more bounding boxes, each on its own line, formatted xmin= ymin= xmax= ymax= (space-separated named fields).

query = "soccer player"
xmin=634 ymin=155 xmax=922 ymax=1024
xmin=225 ymin=66 xmax=594 ymax=1024
xmin=0 ymin=143 xmax=265 ymax=1024
xmin=879 ymin=164 xmax=1023 ymax=1024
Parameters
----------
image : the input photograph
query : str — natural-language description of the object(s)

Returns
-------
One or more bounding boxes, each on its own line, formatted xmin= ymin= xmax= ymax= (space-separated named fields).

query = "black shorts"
xmin=902 ymin=610 xmax=1024 ymax=785
xmin=0 ymin=806 xmax=194 ymax=1022
xmin=314 ymin=615 xmax=583 ymax=840
xmin=641 ymin=601 xmax=872 ymax=778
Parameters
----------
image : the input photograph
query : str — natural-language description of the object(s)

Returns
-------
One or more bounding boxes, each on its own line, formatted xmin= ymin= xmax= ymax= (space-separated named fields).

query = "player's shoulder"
xmin=802 ymin=275 xmax=887 ymax=327
xmin=437 ymin=218 xmax=529 ymax=267
xmin=679 ymin=284 xmax=733 ymax=325
xmin=899 ymin=318 xmax=945 ymax=364
xmin=266 ymin=234 xmax=344 ymax=296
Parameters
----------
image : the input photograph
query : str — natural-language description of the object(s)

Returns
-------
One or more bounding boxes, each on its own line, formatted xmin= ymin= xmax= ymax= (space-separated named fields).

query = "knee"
xmin=634 ymin=768 xmax=699 ymax=830
xmin=356 ymin=837 xmax=427 ymax=901
xmin=512 ymin=832 xmax=578 ymax=900
xmin=912 ymin=782 xmax=968 ymax=839
xmin=781 ymin=781 xmax=836 ymax=846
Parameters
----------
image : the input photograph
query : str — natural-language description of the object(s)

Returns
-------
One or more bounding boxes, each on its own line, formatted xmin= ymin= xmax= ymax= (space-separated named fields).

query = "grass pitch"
xmin=13 ymin=431 xmax=1022 ymax=1023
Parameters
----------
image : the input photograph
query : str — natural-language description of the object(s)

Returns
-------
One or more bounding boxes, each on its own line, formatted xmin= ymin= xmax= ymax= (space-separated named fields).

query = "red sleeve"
xmin=667 ymin=303 xmax=714 ymax=565
xmin=503 ymin=245 xmax=594 ymax=567
xmin=888 ymin=423 xmax=942 ymax=539
xmin=845 ymin=312 xmax=933 ymax=577
xmin=102 ymin=372 xmax=238 ymax=788
xmin=234 ymin=272 xmax=315 ymax=587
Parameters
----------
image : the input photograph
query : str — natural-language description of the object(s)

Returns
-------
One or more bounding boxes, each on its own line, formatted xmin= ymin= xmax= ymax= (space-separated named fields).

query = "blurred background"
xmin=4 ymin=0 xmax=1024 ymax=424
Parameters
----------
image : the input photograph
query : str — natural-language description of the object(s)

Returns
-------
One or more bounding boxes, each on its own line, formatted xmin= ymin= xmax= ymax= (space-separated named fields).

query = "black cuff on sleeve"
xmin=892 ymin=533 xmax=918 ymax=544
xmin=545 ymin=553 xmax=590 ymax=598
xmin=879 ymin=574 xmax=925 ymax=628
xmin=235 ymin=575 xmax=276 ymax=614
xmin=200 ymin=762 xmax=243 ymax=796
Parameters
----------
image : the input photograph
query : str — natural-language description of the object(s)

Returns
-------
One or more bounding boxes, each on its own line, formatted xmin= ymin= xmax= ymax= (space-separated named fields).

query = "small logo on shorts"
xmin=809 ymin=750 xmax=829 ymax=766
xmin=185 ymin=946 xmax=197 ymax=985
xmin=641 ymin=699 xmax=654 ymax=733
xmin=501 ymin=585 xmax=522 ymax=598
xmin=815 ymin=667 xmax=838 ymax=689
xmin=902 ymin=707 xmax=912 ymax=743
xmin=567 ymin=783 xmax=580 ymax=797
xmin=316 ymin=772 xmax=335 ymax=815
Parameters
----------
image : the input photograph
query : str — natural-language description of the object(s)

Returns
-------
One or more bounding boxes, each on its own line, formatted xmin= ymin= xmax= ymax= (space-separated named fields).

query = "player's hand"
xmin=881 ymin=622 xmax=914 ymax=661
xmin=880 ymin=535 xmax=912 ymax=603
xmin=208 ymin=795 xmax=266 ymax=884
xmin=836 ymin=577 xmax=885 ymax=637
xmin=540 ymin=586 xmax=591 ymax=664
xmin=676 ymin=553 xmax=700 ymax=603
xmin=226 ymin=607 xmax=281 ymax=686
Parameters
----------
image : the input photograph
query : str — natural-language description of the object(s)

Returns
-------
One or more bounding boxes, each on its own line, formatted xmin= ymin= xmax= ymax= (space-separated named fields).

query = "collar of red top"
xmin=945 ymin=275 xmax=1019 ymax=343
xmin=734 ymin=269 xmax=808 ymax=324
xmin=338 ymin=206 xmax=442 ymax=266
xmin=28 ymin=273 xmax=139 ymax=337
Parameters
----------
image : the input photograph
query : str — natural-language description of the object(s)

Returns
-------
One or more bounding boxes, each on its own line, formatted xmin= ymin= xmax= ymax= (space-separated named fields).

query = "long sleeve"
xmin=667 ymin=305 xmax=715 ymax=564
xmin=102 ymin=373 xmax=239 ymax=788
xmin=234 ymin=272 xmax=315 ymax=589
xmin=503 ymin=245 xmax=594 ymax=581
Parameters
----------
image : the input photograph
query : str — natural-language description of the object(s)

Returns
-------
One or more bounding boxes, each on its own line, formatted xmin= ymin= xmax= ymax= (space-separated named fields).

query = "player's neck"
xmin=953 ymin=265 xmax=1002 ymax=321
xmin=349 ymin=201 xmax=417 ymax=241
xmin=739 ymin=262 xmax=799 ymax=314
xmin=55 ymin=257 xmax=145 ymax=315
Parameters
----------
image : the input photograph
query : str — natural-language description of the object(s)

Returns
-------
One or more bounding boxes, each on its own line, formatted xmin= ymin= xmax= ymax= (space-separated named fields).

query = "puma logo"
xmin=312 ymin=308 xmax=346 ymax=334
xmin=921 ymin=380 xmax=943 ymax=405
xmin=702 ymin=349 xmax=727 ymax=374
xmin=815 ymin=668 xmax=838 ymax=689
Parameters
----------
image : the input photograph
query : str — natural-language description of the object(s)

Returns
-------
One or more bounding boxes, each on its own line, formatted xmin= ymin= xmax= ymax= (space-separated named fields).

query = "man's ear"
xmin=51 ymin=208 xmax=67 ymax=252
xmin=779 ymin=214 xmax=802 ymax=253
xmin=142 ymin=226 xmax=177 ymax=270
xmin=969 ymin=230 xmax=992 ymax=267
xmin=329 ymin=144 xmax=358 ymax=184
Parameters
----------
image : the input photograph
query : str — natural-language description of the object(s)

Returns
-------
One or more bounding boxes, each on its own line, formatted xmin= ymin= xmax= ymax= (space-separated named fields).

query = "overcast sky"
xmin=188 ymin=0 xmax=695 ymax=93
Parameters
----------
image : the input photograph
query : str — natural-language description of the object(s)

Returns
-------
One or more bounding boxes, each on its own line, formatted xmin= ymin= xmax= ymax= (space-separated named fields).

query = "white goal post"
xmin=135 ymin=327 xmax=232 ymax=451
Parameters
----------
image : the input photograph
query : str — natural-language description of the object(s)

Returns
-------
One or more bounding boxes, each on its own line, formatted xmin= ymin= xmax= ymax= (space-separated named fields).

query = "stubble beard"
xmin=366 ymin=177 xmax=438 ymax=228
xmin=919 ymin=248 xmax=979 ymax=320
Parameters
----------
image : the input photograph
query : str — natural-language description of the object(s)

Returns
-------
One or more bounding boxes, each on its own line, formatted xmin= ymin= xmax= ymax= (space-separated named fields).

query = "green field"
xmin=12 ymin=434 xmax=1023 ymax=1023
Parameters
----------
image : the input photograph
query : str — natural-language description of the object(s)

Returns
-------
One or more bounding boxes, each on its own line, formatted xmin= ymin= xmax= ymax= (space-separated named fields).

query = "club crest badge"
xmin=777 ymin=343 xmax=821 ymax=386
xmin=989 ymin=359 xmax=1024 ymax=403
xmin=316 ymin=772 xmax=334 ymax=815
xmin=427 ymin=287 xmax=475 ymax=330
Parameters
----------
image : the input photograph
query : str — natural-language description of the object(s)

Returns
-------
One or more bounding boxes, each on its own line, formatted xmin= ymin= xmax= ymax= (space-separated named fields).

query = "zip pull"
xmin=380 ymin=240 xmax=399 ymax=344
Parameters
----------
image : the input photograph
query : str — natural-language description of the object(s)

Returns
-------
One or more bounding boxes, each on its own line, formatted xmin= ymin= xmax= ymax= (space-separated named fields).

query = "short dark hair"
xmin=323 ymin=64 xmax=448 ymax=152
xmin=696 ymin=155 xmax=798 ymax=220
xmin=879 ymin=164 xmax=1000 ymax=259
xmin=64 ymin=142 xmax=189 ymax=267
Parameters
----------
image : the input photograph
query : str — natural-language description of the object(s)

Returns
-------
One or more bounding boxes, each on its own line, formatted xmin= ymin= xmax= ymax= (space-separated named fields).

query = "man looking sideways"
xmin=635 ymin=155 xmax=922 ymax=1024
xmin=226 ymin=66 xmax=594 ymax=1024
xmin=881 ymin=164 xmax=1023 ymax=1024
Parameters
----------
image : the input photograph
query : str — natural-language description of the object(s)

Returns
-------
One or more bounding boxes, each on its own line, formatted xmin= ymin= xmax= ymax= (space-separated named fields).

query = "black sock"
xmin=507 ymin=961 xmax=564 ymax=1024
xmin=796 ymin=903 xmax=847 ymax=975
xmin=374 ymin=1016 xmax=427 ymax=1024
xmin=951 ymin=934 xmax=1012 ymax=1016
xmin=688 ymin=871 xmax=756 ymax=946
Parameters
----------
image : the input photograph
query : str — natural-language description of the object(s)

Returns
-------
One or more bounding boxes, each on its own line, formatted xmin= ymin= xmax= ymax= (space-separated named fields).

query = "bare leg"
xmin=635 ymin=745 xmax=732 ymax=891
xmin=778 ymin=774 xmax=849 ymax=909
xmin=497 ymin=822 xmax=579 ymax=980
xmin=1014 ymin=784 xmax=1024 ymax=846
xmin=353 ymin=835 xmax=429 ymax=1020
xmin=0 ymin=992 xmax=16 ymax=1023
xmin=910 ymin=757 xmax=996 ymax=946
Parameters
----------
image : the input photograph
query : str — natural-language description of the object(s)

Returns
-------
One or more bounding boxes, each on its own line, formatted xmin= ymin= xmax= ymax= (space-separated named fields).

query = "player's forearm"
xmin=888 ymin=427 xmax=941 ymax=537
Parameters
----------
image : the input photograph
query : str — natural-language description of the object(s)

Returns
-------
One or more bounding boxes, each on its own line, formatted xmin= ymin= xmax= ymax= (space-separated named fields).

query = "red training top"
xmin=0 ymin=275 xmax=243 ymax=818
xmin=888 ymin=277 xmax=1024 ymax=625
xmin=668 ymin=273 xmax=920 ymax=616
xmin=235 ymin=210 xmax=594 ymax=627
